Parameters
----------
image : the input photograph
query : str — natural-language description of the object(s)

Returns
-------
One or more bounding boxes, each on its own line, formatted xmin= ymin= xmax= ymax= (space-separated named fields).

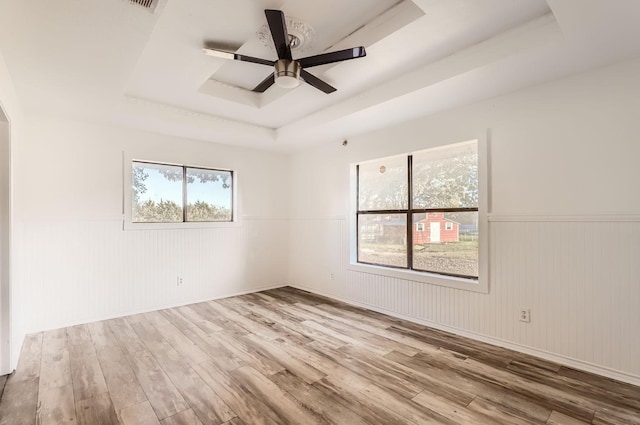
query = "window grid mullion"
xmin=354 ymin=142 xmax=479 ymax=280
xmin=407 ymin=155 xmax=413 ymax=271
xmin=356 ymin=165 xmax=360 ymax=264
xmin=358 ymin=208 xmax=478 ymax=214
xmin=182 ymin=166 xmax=187 ymax=223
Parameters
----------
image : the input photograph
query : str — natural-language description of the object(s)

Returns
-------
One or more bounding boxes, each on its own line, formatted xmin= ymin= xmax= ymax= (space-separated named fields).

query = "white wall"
xmin=287 ymin=56 xmax=640 ymax=384
xmin=0 ymin=47 xmax=23 ymax=375
xmin=5 ymin=54 xmax=639 ymax=384
xmin=10 ymin=116 xmax=289 ymax=368
xmin=0 ymin=119 xmax=10 ymax=375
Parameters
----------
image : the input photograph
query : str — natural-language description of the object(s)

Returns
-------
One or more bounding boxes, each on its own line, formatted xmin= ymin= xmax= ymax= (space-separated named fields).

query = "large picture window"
xmin=132 ymin=161 xmax=233 ymax=223
xmin=356 ymin=140 xmax=478 ymax=279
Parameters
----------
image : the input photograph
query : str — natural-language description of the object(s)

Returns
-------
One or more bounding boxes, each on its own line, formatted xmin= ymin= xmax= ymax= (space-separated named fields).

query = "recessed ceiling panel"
xmin=206 ymin=0 xmax=425 ymax=102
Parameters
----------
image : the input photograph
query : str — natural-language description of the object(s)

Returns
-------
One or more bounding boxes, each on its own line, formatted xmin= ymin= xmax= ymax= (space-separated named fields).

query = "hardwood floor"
xmin=0 ymin=287 xmax=638 ymax=424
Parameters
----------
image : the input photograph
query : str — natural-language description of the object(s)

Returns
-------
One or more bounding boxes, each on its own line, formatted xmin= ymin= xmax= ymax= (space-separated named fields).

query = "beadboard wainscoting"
xmin=11 ymin=216 xmax=288 ymax=365
xmin=288 ymin=215 xmax=640 ymax=385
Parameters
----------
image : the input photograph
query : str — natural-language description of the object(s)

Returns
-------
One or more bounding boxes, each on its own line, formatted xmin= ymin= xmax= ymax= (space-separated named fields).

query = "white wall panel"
xmin=289 ymin=216 xmax=640 ymax=383
xmin=13 ymin=217 xmax=287 ymax=334
xmin=287 ymin=58 xmax=640 ymax=384
xmin=9 ymin=117 xmax=289 ymax=369
xmin=0 ymin=120 xmax=10 ymax=375
xmin=0 ymin=47 xmax=24 ymax=374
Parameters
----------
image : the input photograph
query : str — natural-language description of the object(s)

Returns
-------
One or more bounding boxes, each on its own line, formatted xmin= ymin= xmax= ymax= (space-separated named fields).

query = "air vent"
xmin=129 ymin=0 xmax=157 ymax=11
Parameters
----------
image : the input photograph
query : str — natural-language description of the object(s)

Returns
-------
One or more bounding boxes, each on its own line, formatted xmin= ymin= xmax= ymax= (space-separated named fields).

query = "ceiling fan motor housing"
xmin=275 ymin=59 xmax=301 ymax=88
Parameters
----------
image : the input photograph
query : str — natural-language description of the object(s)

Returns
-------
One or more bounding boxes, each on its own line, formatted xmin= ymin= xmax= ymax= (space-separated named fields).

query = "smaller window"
xmin=445 ymin=222 xmax=453 ymax=231
xmin=416 ymin=223 xmax=425 ymax=232
xmin=132 ymin=161 xmax=233 ymax=223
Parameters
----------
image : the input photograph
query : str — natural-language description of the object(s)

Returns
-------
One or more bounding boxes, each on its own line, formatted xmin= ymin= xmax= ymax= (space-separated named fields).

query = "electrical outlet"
xmin=519 ymin=308 xmax=531 ymax=323
xmin=177 ymin=276 xmax=183 ymax=286
xmin=330 ymin=272 xmax=335 ymax=280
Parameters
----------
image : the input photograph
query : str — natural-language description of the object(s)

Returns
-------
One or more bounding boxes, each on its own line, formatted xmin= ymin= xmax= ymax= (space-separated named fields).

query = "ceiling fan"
xmin=203 ymin=9 xmax=366 ymax=94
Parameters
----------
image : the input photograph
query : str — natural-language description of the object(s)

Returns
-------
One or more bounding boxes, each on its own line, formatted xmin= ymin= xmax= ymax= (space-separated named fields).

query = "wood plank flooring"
xmin=0 ymin=287 xmax=638 ymax=424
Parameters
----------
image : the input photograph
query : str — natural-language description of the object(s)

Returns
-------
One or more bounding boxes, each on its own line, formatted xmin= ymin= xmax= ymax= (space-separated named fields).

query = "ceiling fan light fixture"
xmin=204 ymin=9 xmax=364 ymax=94
xmin=274 ymin=59 xmax=301 ymax=89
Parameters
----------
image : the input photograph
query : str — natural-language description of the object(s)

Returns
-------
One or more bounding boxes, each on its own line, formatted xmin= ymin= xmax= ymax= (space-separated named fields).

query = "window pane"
xmin=412 ymin=211 xmax=478 ymax=277
xmin=412 ymin=140 xmax=478 ymax=209
xmin=358 ymin=214 xmax=407 ymax=268
xmin=186 ymin=168 xmax=232 ymax=222
xmin=132 ymin=162 xmax=183 ymax=223
xmin=358 ymin=155 xmax=408 ymax=210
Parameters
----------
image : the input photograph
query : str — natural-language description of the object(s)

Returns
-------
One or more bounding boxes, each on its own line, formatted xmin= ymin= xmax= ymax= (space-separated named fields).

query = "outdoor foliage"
xmin=187 ymin=200 xmax=232 ymax=222
xmin=132 ymin=166 xmax=149 ymax=205
xmin=132 ymin=165 xmax=231 ymax=223
xmin=155 ymin=168 xmax=231 ymax=188
xmin=357 ymin=142 xmax=479 ymax=278
xmin=358 ymin=157 xmax=408 ymax=210
xmin=412 ymin=148 xmax=478 ymax=209
xmin=357 ymin=145 xmax=478 ymax=211
xmin=134 ymin=199 xmax=182 ymax=222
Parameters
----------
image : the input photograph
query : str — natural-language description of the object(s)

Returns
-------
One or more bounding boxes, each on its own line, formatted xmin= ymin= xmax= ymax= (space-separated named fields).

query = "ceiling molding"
xmin=276 ymin=12 xmax=562 ymax=145
xmin=326 ymin=0 xmax=424 ymax=52
xmin=5 ymin=1 xmax=640 ymax=153
xmin=118 ymin=96 xmax=276 ymax=146
xmin=198 ymin=79 xmax=261 ymax=108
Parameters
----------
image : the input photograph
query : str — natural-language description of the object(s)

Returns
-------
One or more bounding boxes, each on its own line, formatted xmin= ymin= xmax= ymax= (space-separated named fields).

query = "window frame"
xmin=356 ymin=154 xmax=478 ymax=279
xmin=123 ymin=154 xmax=239 ymax=230
xmin=348 ymin=137 xmax=489 ymax=293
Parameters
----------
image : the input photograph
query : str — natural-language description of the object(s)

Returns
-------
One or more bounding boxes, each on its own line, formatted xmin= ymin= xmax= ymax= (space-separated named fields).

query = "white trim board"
xmin=287 ymin=284 xmax=640 ymax=387
xmin=488 ymin=213 xmax=640 ymax=222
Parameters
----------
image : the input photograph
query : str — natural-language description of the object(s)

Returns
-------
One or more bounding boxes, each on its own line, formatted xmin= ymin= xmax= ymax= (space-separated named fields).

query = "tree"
xmin=187 ymin=200 xmax=231 ymax=222
xmin=133 ymin=199 xmax=182 ymax=222
xmin=153 ymin=168 xmax=231 ymax=188
xmin=412 ymin=151 xmax=478 ymax=209
xmin=131 ymin=164 xmax=232 ymax=223
xmin=357 ymin=151 xmax=477 ymax=211
xmin=358 ymin=163 xmax=408 ymax=210
xmin=132 ymin=167 xmax=149 ymax=204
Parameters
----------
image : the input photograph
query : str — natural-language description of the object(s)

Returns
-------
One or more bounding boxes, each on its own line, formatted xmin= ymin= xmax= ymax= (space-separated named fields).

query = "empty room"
xmin=0 ymin=0 xmax=639 ymax=424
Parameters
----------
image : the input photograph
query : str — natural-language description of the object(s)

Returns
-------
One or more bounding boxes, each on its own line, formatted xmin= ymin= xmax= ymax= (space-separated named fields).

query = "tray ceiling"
xmin=0 ymin=0 xmax=639 ymax=152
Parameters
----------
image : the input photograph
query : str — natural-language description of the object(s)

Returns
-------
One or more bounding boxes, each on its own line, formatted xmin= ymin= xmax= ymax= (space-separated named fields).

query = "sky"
xmin=137 ymin=166 xmax=232 ymax=209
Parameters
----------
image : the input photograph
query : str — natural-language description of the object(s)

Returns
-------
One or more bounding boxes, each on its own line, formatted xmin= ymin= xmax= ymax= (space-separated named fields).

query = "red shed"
xmin=414 ymin=213 xmax=459 ymax=244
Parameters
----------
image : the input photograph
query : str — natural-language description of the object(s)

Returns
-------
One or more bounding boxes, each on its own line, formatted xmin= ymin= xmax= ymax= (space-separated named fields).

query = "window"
xmin=356 ymin=140 xmax=478 ymax=279
xmin=132 ymin=161 xmax=233 ymax=223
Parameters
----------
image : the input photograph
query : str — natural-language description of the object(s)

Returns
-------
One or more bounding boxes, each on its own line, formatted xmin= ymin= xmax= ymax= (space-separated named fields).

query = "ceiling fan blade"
xmin=265 ymin=9 xmax=292 ymax=61
xmin=298 ymin=47 xmax=366 ymax=68
xmin=203 ymin=48 xmax=274 ymax=67
xmin=300 ymin=70 xmax=336 ymax=94
xmin=235 ymin=54 xmax=275 ymax=67
xmin=253 ymin=73 xmax=275 ymax=93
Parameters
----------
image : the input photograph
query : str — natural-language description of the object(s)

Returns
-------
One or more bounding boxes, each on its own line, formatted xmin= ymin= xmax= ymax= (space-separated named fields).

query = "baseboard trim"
xmin=287 ymin=284 xmax=640 ymax=387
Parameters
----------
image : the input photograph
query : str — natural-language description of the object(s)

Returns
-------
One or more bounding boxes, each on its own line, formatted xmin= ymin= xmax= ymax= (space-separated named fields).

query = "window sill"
xmin=123 ymin=220 xmax=241 ymax=231
xmin=347 ymin=262 xmax=488 ymax=293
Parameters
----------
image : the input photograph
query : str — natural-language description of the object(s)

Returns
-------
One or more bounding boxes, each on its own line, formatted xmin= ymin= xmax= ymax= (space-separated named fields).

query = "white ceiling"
xmin=0 ymin=0 xmax=639 ymax=152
